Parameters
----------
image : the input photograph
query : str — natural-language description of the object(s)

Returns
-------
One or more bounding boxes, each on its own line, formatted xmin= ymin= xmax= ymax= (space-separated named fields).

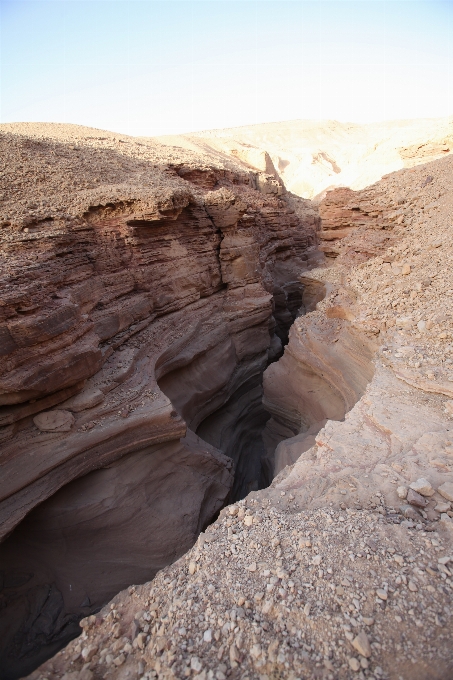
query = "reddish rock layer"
xmin=0 ymin=126 xmax=319 ymax=678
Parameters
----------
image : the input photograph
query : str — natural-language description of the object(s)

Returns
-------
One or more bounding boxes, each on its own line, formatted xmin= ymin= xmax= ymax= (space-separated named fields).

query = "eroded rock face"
xmin=18 ymin=131 xmax=453 ymax=680
xmin=0 ymin=126 xmax=319 ymax=677
xmin=264 ymin=316 xmax=376 ymax=476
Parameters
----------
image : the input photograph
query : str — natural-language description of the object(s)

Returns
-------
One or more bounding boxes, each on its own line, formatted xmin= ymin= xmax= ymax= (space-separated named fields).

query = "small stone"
xmin=244 ymin=515 xmax=254 ymax=527
xmin=440 ymin=513 xmax=453 ymax=527
xmin=407 ymin=488 xmax=429 ymax=508
xmin=401 ymin=263 xmax=411 ymax=275
xmin=229 ymin=643 xmax=240 ymax=665
xmin=189 ymin=562 xmax=197 ymax=575
xmin=81 ymin=645 xmax=98 ymax=662
xmin=409 ymin=478 xmax=435 ymax=496
xmin=438 ymin=482 xmax=453 ymax=502
xmin=113 ymin=654 xmax=125 ymax=666
xmin=376 ymin=589 xmax=387 ymax=601
xmin=228 ymin=505 xmax=238 ymax=516
xmin=435 ymin=502 xmax=451 ymax=513
xmin=438 ymin=556 xmax=451 ymax=565
xmin=348 ymin=657 xmax=361 ymax=672
xmin=361 ymin=657 xmax=369 ymax=669
xmin=304 ymin=603 xmax=311 ymax=616
xmin=394 ymin=555 xmax=404 ymax=566
xmin=352 ymin=631 xmax=371 ymax=658
xmin=312 ymin=555 xmax=322 ymax=566
xmin=191 ymin=657 xmax=203 ymax=672
xmin=362 ymin=617 xmax=374 ymax=626
xmin=61 ymin=387 xmax=105 ymax=413
xmin=250 ymin=643 xmax=262 ymax=659
xmin=397 ymin=486 xmax=408 ymax=499
xmin=33 ymin=409 xmax=75 ymax=432
xmin=203 ymin=629 xmax=212 ymax=643
xmin=246 ymin=562 xmax=257 ymax=572
xmin=408 ymin=581 xmax=418 ymax=592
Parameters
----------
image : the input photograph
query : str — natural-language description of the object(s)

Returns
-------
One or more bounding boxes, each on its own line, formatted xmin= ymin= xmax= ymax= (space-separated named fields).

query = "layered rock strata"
xmin=0 ymin=125 xmax=320 ymax=678
xmin=27 ymin=147 xmax=453 ymax=680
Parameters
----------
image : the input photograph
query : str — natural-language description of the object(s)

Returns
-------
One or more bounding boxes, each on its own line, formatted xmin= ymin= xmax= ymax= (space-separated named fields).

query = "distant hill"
xmin=152 ymin=116 xmax=453 ymax=199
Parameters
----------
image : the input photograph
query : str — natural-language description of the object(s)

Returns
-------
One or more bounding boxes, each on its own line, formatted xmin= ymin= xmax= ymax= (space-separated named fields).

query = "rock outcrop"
xmin=26 ymin=141 xmax=453 ymax=680
xmin=2 ymin=122 xmax=453 ymax=680
xmin=0 ymin=124 xmax=319 ymax=678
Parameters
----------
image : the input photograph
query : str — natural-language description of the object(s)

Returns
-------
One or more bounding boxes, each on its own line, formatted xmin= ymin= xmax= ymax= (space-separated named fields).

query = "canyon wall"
xmin=0 ymin=125 xmax=320 ymax=678
xmin=3 ymin=125 xmax=453 ymax=680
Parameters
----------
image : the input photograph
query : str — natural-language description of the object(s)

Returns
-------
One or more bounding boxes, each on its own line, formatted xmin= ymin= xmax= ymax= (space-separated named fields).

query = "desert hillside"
xmin=0 ymin=121 xmax=452 ymax=680
xmin=154 ymin=116 xmax=453 ymax=199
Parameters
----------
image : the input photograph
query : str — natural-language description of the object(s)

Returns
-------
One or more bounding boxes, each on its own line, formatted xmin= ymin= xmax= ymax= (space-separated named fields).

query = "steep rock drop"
xmin=0 ymin=133 xmax=329 ymax=679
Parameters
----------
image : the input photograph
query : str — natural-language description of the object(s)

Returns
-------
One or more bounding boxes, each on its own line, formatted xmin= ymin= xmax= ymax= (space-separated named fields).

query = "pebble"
xmin=352 ymin=631 xmax=372 ymax=658
xmin=435 ymin=502 xmax=451 ymax=513
xmin=438 ymin=482 xmax=453 ymax=502
xmin=376 ymin=589 xmax=387 ymax=600
xmin=407 ymin=488 xmax=429 ymax=508
xmin=396 ymin=486 xmax=408 ymax=499
xmin=348 ymin=657 xmax=361 ymax=671
xmin=409 ymin=478 xmax=435 ymax=496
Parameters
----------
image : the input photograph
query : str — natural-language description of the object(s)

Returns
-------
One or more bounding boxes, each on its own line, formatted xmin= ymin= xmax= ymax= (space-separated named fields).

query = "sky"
xmin=0 ymin=0 xmax=452 ymax=136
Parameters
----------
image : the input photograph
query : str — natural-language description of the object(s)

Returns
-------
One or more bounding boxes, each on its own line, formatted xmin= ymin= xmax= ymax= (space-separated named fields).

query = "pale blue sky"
xmin=1 ymin=0 xmax=452 ymax=136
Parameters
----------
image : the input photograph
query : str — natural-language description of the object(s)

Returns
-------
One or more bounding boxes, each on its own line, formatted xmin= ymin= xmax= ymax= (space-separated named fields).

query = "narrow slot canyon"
xmin=0 ymin=143 xmax=376 ymax=680
xmin=0 ymin=278 xmax=316 ymax=680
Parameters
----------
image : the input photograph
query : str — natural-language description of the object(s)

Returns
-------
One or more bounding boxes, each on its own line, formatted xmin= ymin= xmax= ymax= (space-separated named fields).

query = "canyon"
xmin=0 ymin=120 xmax=452 ymax=680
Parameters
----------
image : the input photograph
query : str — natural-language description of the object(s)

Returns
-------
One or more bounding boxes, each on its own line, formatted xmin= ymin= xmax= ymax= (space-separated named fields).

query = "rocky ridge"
xmin=154 ymin=116 xmax=453 ymax=199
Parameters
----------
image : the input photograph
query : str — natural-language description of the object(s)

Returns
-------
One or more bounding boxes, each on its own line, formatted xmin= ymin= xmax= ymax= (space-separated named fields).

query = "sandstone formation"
xmin=1 ymin=120 xmax=453 ymax=680
xmin=0 ymin=123 xmax=319 ymax=678
xmin=155 ymin=116 xmax=453 ymax=199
